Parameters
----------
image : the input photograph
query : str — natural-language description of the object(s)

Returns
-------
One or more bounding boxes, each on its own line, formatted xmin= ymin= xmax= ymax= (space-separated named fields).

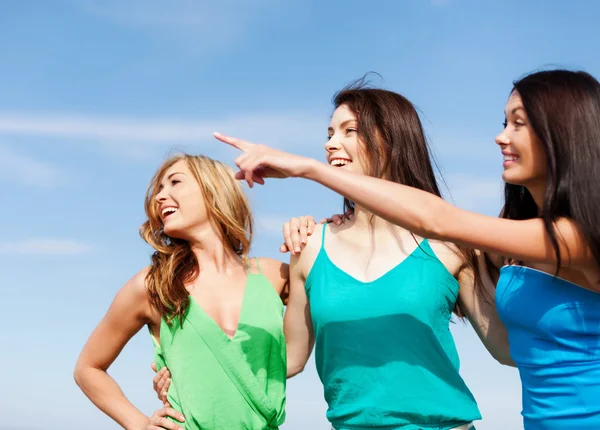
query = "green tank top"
xmin=306 ymin=225 xmax=481 ymax=429
xmin=150 ymin=259 xmax=286 ymax=429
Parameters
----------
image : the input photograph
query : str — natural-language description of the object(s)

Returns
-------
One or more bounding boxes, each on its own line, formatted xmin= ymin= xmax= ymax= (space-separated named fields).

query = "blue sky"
xmin=2 ymin=1 xmax=599 ymax=429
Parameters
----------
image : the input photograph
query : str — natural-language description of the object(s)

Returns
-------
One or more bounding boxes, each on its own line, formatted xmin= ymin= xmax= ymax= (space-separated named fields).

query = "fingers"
xmin=160 ymin=378 xmax=171 ymax=404
xmin=330 ymin=214 xmax=344 ymax=225
xmin=299 ymin=217 xmax=308 ymax=246
xmin=148 ymin=407 xmax=185 ymax=430
xmin=151 ymin=362 xmax=157 ymax=373
xmin=213 ymin=132 xmax=250 ymax=151
xmin=289 ymin=218 xmax=303 ymax=254
xmin=153 ymin=367 xmax=167 ymax=394
xmin=282 ymin=222 xmax=293 ymax=254
xmin=306 ymin=216 xmax=317 ymax=236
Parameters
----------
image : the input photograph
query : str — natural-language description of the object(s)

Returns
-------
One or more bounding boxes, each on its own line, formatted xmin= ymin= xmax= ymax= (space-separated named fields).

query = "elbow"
xmin=498 ymin=356 xmax=517 ymax=367
xmin=286 ymin=362 xmax=305 ymax=379
xmin=73 ymin=362 xmax=88 ymax=388
xmin=492 ymin=351 xmax=515 ymax=367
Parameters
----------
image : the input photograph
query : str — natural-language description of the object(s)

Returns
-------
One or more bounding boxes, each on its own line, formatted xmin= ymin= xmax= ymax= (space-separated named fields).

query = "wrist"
xmin=301 ymin=158 xmax=325 ymax=181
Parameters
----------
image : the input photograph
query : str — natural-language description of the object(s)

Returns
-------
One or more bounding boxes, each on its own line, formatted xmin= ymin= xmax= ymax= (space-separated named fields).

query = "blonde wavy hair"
xmin=140 ymin=154 xmax=253 ymax=324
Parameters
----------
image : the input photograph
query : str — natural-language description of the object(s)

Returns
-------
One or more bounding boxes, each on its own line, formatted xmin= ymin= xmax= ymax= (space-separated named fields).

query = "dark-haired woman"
xmin=211 ymin=84 xmax=520 ymax=430
xmin=218 ymin=69 xmax=600 ymax=429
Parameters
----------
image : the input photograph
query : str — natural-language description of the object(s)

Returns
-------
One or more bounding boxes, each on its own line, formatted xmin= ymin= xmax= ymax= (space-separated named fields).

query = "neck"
xmin=186 ymin=222 xmax=242 ymax=273
xmin=526 ymin=181 xmax=546 ymax=216
xmin=350 ymin=204 xmax=403 ymax=232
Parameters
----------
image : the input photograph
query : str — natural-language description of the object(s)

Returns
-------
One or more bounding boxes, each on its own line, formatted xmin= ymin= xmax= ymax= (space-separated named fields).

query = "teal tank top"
xmin=305 ymin=225 xmax=481 ymax=430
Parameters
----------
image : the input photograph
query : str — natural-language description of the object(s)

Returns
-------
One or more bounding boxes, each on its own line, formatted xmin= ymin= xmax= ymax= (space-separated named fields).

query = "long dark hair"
xmin=503 ymin=69 xmax=600 ymax=270
xmin=333 ymin=78 xmax=483 ymax=314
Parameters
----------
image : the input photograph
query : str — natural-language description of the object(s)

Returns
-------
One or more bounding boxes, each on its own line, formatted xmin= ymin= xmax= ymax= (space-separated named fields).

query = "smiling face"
xmin=495 ymin=90 xmax=548 ymax=189
xmin=154 ymin=159 xmax=209 ymax=240
xmin=325 ymin=104 xmax=369 ymax=175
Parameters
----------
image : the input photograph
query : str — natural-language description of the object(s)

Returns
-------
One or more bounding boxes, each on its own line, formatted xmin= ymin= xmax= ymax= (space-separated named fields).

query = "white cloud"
xmin=0 ymin=145 xmax=66 ymax=188
xmin=72 ymin=0 xmax=292 ymax=51
xmin=0 ymin=112 xmax=324 ymax=149
xmin=255 ymin=214 xmax=291 ymax=235
xmin=0 ymin=238 xmax=95 ymax=255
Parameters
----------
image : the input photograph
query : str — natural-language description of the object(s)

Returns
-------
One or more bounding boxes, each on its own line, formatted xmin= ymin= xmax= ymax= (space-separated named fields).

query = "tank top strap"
xmin=246 ymin=257 xmax=263 ymax=275
xmin=254 ymin=257 xmax=263 ymax=275
xmin=320 ymin=222 xmax=328 ymax=249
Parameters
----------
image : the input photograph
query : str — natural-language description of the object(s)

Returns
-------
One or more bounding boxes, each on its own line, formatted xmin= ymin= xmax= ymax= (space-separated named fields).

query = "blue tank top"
xmin=305 ymin=225 xmax=481 ymax=430
xmin=496 ymin=265 xmax=600 ymax=429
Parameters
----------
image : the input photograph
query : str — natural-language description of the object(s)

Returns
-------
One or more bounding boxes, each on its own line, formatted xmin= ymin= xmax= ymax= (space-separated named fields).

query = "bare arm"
xmin=284 ymin=253 xmax=315 ymax=378
xmin=458 ymin=252 xmax=514 ymax=367
xmin=214 ymin=134 xmax=597 ymax=275
xmin=74 ymin=269 xmax=155 ymax=430
xmin=305 ymin=163 xmax=598 ymax=274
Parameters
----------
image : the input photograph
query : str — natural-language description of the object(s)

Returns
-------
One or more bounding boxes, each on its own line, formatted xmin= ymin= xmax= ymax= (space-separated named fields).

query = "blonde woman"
xmin=74 ymin=154 xmax=289 ymax=430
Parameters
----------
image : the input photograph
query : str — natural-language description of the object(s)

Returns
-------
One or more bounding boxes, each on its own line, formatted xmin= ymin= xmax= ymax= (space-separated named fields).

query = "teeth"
xmin=162 ymin=207 xmax=178 ymax=216
xmin=504 ymin=155 xmax=518 ymax=161
xmin=330 ymin=159 xmax=351 ymax=166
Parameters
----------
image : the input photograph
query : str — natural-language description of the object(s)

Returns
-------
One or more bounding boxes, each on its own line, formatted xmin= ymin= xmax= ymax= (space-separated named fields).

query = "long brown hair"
xmin=334 ymin=79 xmax=483 ymax=315
xmin=140 ymin=154 xmax=253 ymax=324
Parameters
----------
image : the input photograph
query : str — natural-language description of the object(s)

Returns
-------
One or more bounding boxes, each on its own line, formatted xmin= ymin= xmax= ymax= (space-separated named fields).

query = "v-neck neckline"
xmin=188 ymin=274 xmax=252 ymax=341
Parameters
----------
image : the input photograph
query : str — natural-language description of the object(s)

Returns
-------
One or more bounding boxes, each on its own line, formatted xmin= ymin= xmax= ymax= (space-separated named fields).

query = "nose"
xmin=324 ymin=135 xmax=341 ymax=153
xmin=495 ymin=130 xmax=510 ymax=147
xmin=155 ymin=187 xmax=167 ymax=203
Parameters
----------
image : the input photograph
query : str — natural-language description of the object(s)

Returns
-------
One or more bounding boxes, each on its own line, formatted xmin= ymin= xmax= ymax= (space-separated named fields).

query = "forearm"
xmin=75 ymin=367 xmax=148 ymax=429
xmin=286 ymin=341 xmax=311 ymax=378
xmin=304 ymin=161 xmax=449 ymax=239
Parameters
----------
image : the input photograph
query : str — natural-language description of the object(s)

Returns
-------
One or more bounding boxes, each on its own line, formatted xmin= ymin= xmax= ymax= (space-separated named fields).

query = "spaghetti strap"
xmin=254 ymin=257 xmax=263 ymax=275
xmin=321 ymin=223 xmax=328 ymax=250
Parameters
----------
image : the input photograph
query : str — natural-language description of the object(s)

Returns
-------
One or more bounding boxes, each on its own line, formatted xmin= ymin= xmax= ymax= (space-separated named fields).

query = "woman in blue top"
xmin=209 ymin=82 xmax=516 ymax=430
xmin=216 ymin=69 xmax=600 ymax=429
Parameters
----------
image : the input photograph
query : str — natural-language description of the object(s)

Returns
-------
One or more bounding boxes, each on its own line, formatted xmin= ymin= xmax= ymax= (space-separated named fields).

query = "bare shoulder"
xmin=116 ymin=266 xmax=156 ymax=322
xmin=124 ymin=266 xmax=151 ymax=298
xmin=256 ymin=258 xmax=289 ymax=294
xmin=427 ymin=239 xmax=467 ymax=277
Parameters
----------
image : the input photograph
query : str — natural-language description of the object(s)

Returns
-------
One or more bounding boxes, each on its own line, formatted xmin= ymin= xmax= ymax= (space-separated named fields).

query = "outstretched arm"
xmin=214 ymin=133 xmax=597 ymax=278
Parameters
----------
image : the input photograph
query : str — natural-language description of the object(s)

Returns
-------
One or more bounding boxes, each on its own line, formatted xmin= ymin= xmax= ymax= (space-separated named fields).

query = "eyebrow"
xmin=328 ymin=119 xmax=358 ymax=132
xmin=167 ymin=172 xmax=184 ymax=179
xmin=159 ymin=172 xmax=184 ymax=187
xmin=504 ymin=107 xmax=526 ymax=116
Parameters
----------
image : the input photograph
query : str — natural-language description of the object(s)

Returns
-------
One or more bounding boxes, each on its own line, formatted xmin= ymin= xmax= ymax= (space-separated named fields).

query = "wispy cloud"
xmin=0 ymin=112 xmax=323 ymax=145
xmin=0 ymin=145 xmax=67 ymax=188
xmin=72 ymin=0 xmax=293 ymax=51
xmin=255 ymin=214 xmax=291 ymax=236
xmin=0 ymin=238 xmax=95 ymax=256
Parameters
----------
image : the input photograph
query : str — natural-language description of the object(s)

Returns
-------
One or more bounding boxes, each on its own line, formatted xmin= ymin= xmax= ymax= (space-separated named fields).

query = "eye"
xmin=326 ymin=135 xmax=333 ymax=141
xmin=502 ymin=120 xmax=508 ymax=128
xmin=346 ymin=128 xmax=357 ymax=134
xmin=171 ymin=179 xmax=181 ymax=186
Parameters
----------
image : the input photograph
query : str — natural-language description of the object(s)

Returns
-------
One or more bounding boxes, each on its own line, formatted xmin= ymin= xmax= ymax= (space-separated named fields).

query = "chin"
xmin=502 ymin=171 xmax=527 ymax=187
xmin=163 ymin=224 xmax=185 ymax=240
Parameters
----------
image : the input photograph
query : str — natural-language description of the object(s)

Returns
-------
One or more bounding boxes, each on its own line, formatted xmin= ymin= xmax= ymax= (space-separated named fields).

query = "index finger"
xmin=213 ymin=132 xmax=251 ymax=151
